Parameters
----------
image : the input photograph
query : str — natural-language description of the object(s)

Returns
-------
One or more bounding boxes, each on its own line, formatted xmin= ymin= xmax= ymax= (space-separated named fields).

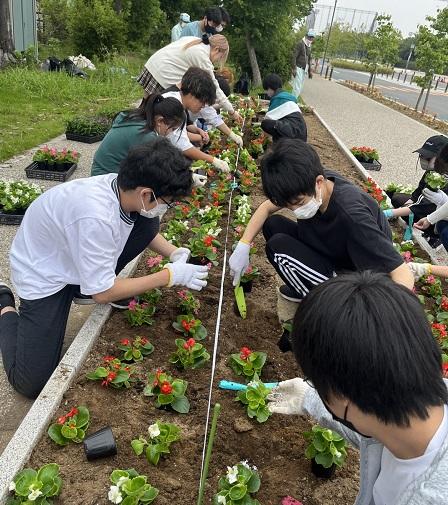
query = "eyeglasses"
xmin=303 ymin=377 xmax=315 ymax=389
xmin=158 ymin=196 xmax=176 ymax=209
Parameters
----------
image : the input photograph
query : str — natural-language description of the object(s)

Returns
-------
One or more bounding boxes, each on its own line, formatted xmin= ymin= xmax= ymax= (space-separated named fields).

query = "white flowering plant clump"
xmin=213 ymin=461 xmax=261 ymax=505
xmin=0 ymin=180 xmax=42 ymax=213
xmin=7 ymin=463 xmax=62 ymax=504
xmin=232 ymin=195 xmax=252 ymax=228
xmin=108 ymin=469 xmax=158 ymax=504
xmin=130 ymin=421 xmax=181 ymax=466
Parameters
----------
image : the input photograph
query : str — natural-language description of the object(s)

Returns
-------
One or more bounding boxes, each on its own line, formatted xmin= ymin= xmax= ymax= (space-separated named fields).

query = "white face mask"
xmin=420 ymin=156 xmax=436 ymax=171
xmin=140 ymin=192 xmax=168 ymax=219
xmin=215 ymin=24 xmax=223 ymax=33
xmin=293 ymin=188 xmax=322 ymax=220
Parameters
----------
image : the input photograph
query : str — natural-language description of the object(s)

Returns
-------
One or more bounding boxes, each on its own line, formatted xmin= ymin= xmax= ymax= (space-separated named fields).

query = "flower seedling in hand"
xmin=177 ymin=289 xmax=201 ymax=315
xmin=131 ymin=421 xmax=181 ymax=466
xmin=187 ymin=230 xmax=221 ymax=265
xmin=144 ymin=369 xmax=190 ymax=413
xmin=47 ymin=405 xmax=89 ymax=446
xmin=86 ymin=356 xmax=135 ymax=388
xmin=419 ymin=274 xmax=443 ymax=299
xmin=146 ymin=255 xmax=165 ymax=274
xmin=304 ymin=425 xmax=348 ymax=469
xmin=126 ymin=299 xmax=156 ymax=327
xmin=230 ymin=347 xmax=266 ymax=380
xmin=108 ymin=469 xmax=158 ymax=504
xmin=241 ymin=265 xmax=260 ymax=284
xmin=118 ymin=336 xmax=154 ymax=362
xmin=236 ymin=375 xmax=271 ymax=423
xmin=172 ymin=314 xmax=207 ymax=340
xmin=425 ymin=171 xmax=447 ymax=191
xmin=213 ymin=461 xmax=261 ymax=505
xmin=8 ymin=463 xmax=62 ymax=504
xmin=169 ymin=338 xmax=210 ymax=370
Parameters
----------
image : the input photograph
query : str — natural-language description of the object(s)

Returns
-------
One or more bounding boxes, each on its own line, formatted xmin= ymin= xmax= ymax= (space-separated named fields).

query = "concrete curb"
xmin=0 ymin=255 xmax=141 ymax=501
xmin=312 ymin=107 xmax=448 ymax=265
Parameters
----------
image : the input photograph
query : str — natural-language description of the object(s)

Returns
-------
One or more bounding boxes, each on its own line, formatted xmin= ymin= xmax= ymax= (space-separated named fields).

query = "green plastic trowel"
xmin=234 ymin=283 xmax=247 ymax=319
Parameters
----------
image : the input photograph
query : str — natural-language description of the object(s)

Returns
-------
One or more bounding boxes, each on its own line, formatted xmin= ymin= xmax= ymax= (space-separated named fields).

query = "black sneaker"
xmin=278 ymin=285 xmax=302 ymax=302
xmin=73 ymin=292 xmax=95 ymax=305
xmin=0 ymin=282 xmax=15 ymax=310
xmin=110 ymin=298 xmax=135 ymax=310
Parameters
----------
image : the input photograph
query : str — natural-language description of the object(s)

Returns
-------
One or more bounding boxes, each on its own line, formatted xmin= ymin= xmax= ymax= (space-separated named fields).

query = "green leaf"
xmin=121 ymin=496 xmax=139 ymax=505
xmin=132 ymin=349 xmax=142 ymax=360
xmin=124 ymin=349 xmax=133 ymax=361
xmin=229 ymin=483 xmax=247 ymax=501
xmin=147 ymin=444 xmax=161 ymax=466
xmin=247 ymin=473 xmax=261 ymax=493
xmin=93 ymin=366 xmax=108 ymax=378
xmin=75 ymin=406 xmax=90 ymax=428
xmin=61 ymin=425 xmax=77 ymax=439
xmin=256 ymin=406 xmax=270 ymax=423
xmin=315 ymin=452 xmax=334 ymax=468
xmin=172 ymin=379 xmax=187 ymax=397
xmin=158 ymin=393 xmax=174 ymax=405
xmin=110 ymin=470 xmax=130 ymax=485
xmin=47 ymin=424 xmax=68 ymax=446
xmin=122 ymin=476 xmax=147 ymax=496
xmin=131 ymin=439 xmax=145 ymax=456
xmin=36 ymin=463 xmax=59 ymax=485
xmin=141 ymin=486 xmax=159 ymax=503
xmin=171 ymin=395 xmax=190 ymax=413
xmin=195 ymin=325 xmax=207 ymax=340
xmin=14 ymin=469 xmax=37 ymax=496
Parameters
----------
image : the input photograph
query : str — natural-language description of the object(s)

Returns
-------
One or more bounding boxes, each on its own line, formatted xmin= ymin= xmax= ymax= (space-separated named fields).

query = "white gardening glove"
xmin=229 ymin=131 xmax=243 ymax=147
xmin=212 ymin=157 xmax=230 ymax=173
xmin=228 ymin=241 xmax=250 ymax=286
xmin=192 ymin=173 xmax=207 ymax=188
xmin=422 ymin=188 xmax=448 ymax=207
xmin=407 ymin=262 xmax=431 ymax=281
xmin=163 ymin=263 xmax=208 ymax=291
xmin=267 ymin=378 xmax=311 ymax=415
xmin=169 ymin=247 xmax=191 ymax=264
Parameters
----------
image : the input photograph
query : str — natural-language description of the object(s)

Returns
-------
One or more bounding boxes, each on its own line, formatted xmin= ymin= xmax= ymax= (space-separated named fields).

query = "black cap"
xmin=413 ymin=135 xmax=448 ymax=159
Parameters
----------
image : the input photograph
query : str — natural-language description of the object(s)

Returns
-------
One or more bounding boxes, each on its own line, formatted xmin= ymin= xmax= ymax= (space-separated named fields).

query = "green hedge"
xmin=330 ymin=59 xmax=392 ymax=75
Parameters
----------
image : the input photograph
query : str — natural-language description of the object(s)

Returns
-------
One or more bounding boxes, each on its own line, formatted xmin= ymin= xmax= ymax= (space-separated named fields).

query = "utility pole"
xmin=320 ymin=0 xmax=338 ymax=76
xmin=405 ymin=43 xmax=415 ymax=71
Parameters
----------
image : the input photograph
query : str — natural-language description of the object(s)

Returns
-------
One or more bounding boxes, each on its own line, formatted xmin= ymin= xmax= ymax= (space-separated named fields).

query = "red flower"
xmin=161 ymin=382 xmax=173 ymax=394
xmin=432 ymin=323 xmax=447 ymax=341
xmin=103 ymin=356 xmax=115 ymax=362
xmin=57 ymin=416 xmax=66 ymax=425
xmin=441 ymin=296 xmax=448 ymax=312
xmin=212 ymin=201 xmax=220 ymax=207
xmin=184 ymin=338 xmax=196 ymax=350
xmin=182 ymin=319 xmax=193 ymax=332
xmin=102 ymin=371 xmax=117 ymax=387
xmin=67 ymin=407 xmax=78 ymax=418
xmin=240 ymin=346 xmax=252 ymax=360
xmin=443 ymin=362 xmax=448 ymax=378
xmin=120 ymin=338 xmax=131 ymax=346
xmin=140 ymin=337 xmax=149 ymax=345
xmin=204 ymin=235 xmax=214 ymax=247
xmin=212 ymin=191 xmax=219 ymax=200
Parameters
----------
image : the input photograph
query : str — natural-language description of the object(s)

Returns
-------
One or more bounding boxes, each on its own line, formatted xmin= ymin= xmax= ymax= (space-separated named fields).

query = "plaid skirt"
xmin=137 ymin=68 xmax=164 ymax=95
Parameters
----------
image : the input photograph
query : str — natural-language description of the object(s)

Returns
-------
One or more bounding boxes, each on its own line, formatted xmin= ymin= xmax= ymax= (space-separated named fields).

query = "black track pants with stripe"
xmin=263 ymin=215 xmax=335 ymax=298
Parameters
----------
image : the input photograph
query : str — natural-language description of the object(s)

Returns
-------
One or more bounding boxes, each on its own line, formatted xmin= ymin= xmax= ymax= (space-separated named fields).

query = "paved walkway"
xmin=302 ymin=76 xmax=443 ymax=188
xmin=0 ymin=135 xmax=100 ymax=454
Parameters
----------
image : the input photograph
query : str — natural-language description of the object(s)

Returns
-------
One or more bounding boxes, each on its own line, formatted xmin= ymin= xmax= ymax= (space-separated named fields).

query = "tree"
xmin=0 ymin=0 xmax=15 ymax=67
xmin=414 ymin=8 xmax=448 ymax=113
xmin=223 ymin=0 xmax=314 ymax=87
xmin=39 ymin=0 xmax=71 ymax=44
xmin=126 ymin=0 xmax=166 ymax=50
xmin=363 ymin=15 xmax=401 ymax=88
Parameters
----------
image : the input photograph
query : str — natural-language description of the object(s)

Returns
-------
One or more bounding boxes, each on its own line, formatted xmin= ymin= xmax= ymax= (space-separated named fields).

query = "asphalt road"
xmin=331 ymin=68 xmax=448 ymax=121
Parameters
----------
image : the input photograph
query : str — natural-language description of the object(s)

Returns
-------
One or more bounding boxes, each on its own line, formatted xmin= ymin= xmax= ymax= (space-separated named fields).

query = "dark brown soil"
xmin=27 ymin=112 xmax=362 ymax=505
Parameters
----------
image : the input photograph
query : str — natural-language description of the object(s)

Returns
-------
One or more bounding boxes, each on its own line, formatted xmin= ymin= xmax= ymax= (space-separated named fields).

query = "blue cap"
xmin=180 ymin=13 xmax=190 ymax=23
xmin=307 ymin=29 xmax=316 ymax=38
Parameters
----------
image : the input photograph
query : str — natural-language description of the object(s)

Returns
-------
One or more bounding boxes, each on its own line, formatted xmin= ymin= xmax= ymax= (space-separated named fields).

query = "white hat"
xmin=180 ymin=13 xmax=190 ymax=23
xmin=307 ymin=29 xmax=316 ymax=38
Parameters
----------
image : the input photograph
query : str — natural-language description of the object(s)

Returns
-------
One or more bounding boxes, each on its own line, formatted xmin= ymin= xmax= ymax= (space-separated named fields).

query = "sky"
xmin=324 ymin=0 xmax=446 ymax=35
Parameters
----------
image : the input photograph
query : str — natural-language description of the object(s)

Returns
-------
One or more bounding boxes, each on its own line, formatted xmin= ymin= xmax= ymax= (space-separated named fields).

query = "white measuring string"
xmin=198 ymin=114 xmax=247 ymax=490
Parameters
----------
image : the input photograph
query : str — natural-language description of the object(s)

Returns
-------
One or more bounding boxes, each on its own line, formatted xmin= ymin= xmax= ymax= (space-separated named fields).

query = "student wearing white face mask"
xmin=229 ymin=138 xmax=413 ymax=302
xmin=0 ymin=139 xmax=208 ymax=399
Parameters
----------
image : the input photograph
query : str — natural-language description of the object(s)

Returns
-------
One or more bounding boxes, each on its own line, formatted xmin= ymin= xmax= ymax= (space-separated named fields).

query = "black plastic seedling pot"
xmin=311 ymin=459 xmax=335 ymax=479
xmin=83 ymin=426 xmax=117 ymax=461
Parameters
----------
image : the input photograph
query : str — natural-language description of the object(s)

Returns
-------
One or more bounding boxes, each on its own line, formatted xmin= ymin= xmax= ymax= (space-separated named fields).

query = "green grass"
xmin=330 ymin=58 xmax=392 ymax=75
xmin=0 ymin=54 xmax=146 ymax=161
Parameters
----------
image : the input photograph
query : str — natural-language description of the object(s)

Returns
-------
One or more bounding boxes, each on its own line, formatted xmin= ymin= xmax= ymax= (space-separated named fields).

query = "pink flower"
xmin=426 ymin=275 xmax=436 ymax=285
xmin=178 ymin=290 xmax=187 ymax=299
xmin=41 ymin=145 xmax=49 ymax=153
xmin=128 ymin=299 xmax=138 ymax=311
xmin=212 ymin=246 xmax=217 ymax=253
xmin=206 ymin=262 xmax=212 ymax=270
xmin=245 ymin=265 xmax=253 ymax=274
xmin=147 ymin=255 xmax=163 ymax=268
xmin=50 ymin=147 xmax=57 ymax=157
xmin=72 ymin=149 xmax=78 ymax=157
xmin=402 ymin=251 xmax=413 ymax=263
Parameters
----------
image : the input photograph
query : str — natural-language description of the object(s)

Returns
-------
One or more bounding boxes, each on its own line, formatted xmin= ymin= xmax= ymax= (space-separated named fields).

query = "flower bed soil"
xmin=27 ymin=112 xmax=370 ymax=505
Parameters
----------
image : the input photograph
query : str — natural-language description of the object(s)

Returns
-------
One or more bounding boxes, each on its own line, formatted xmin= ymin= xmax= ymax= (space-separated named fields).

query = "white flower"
xmin=116 ymin=476 xmax=129 ymax=488
xmin=217 ymin=496 xmax=227 ymax=504
xmin=182 ymin=220 xmax=189 ymax=229
xmin=247 ymin=380 xmax=259 ymax=389
xmin=226 ymin=465 xmax=238 ymax=484
xmin=108 ymin=485 xmax=123 ymax=504
xmin=240 ymin=460 xmax=250 ymax=469
xmin=334 ymin=449 xmax=342 ymax=458
xmin=147 ymin=423 xmax=161 ymax=439
xmin=8 ymin=481 xmax=16 ymax=492
xmin=28 ymin=489 xmax=43 ymax=501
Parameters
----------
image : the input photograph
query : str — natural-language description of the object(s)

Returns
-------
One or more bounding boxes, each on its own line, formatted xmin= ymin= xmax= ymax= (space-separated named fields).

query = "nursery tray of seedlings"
xmin=65 ymin=132 xmax=106 ymax=144
xmin=360 ymin=159 xmax=382 ymax=171
xmin=25 ymin=161 xmax=77 ymax=182
xmin=0 ymin=209 xmax=25 ymax=225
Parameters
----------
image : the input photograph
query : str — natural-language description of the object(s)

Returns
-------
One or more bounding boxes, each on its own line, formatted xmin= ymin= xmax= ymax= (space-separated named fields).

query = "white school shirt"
xmin=373 ymin=404 xmax=448 ymax=505
xmin=10 ymin=174 xmax=136 ymax=300
xmin=189 ymin=105 xmax=224 ymax=129
xmin=162 ymin=90 xmax=194 ymax=152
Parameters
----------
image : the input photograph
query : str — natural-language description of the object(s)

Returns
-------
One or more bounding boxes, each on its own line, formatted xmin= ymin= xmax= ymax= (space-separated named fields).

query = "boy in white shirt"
xmin=0 ymin=138 xmax=208 ymax=398
xmin=268 ymin=271 xmax=448 ymax=505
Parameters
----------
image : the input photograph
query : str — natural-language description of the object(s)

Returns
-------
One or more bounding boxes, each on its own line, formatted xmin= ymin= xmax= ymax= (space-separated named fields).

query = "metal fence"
xmin=307 ymin=4 xmax=378 ymax=34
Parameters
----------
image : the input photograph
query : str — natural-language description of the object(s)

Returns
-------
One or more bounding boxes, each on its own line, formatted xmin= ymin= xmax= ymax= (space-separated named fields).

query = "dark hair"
xmin=180 ymin=67 xmax=216 ymax=105
xmin=219 ymin=7 xmax=231 ymax=25
xmin=261 ymin=138 xmax=324 ymax=206
xmin=204 ymin=6 xmax=222 ymax=24
xmin=216 ymin=75 xmax=230 ymax=96
xmin=291 ymin=271 xmax=448 ymax=427
xmin=435 ymin=144 xmax=448 ymax=175
xmin=125 ymin=94 xmax=186 ymax=133
xmin=262 ymin=73 xmax=283 ymax=92
xmin=117 ymin=137 xmax=193 ymax=198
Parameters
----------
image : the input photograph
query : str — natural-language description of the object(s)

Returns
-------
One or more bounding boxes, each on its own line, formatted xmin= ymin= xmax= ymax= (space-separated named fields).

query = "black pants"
xmin=261 ymin=112 xmax=308 ymax=143
xmin=263 ymin=215 xmax=334 ymax=298
xmin=0 ymin=215 xmax=159 ymax=398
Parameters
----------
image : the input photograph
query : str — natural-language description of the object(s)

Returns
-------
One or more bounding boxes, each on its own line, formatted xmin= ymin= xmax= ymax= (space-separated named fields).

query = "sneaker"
xmin=0 ymin=282 xmax=15 ymax=309
xmin=278 ymin=285 xmax=302 ymax=303
xmin=110 ymin=297 xmax=134 ymax=310
xmin=73 ymin=292 xmax=96 ymax=305
xmin=426 ymin=235 xmax=442 ymax=249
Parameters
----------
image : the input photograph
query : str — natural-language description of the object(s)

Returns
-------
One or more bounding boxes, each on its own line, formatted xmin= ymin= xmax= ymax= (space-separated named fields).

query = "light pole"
xmin=320 ymin=0 xmax=338 ymax=76
xmin=405 ymin=43 xmax=415 ymax=71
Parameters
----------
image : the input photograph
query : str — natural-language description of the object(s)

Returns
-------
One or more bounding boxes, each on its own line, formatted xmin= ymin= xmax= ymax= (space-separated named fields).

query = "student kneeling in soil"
xmin=260 ymin=73 xmax=307 ymax=143
xmin=228 ymin=138 xmax=414 ymax=301
xmin=0 ymin=138 xmax=208 ymax=399
xmin=268 ymin=271 xmax=448 ymax=505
